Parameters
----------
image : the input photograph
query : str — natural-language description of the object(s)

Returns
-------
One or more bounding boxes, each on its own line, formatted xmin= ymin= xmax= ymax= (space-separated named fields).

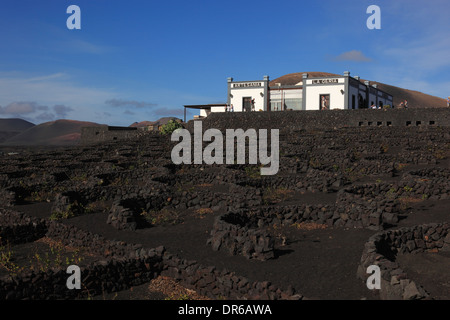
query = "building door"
xmin=358 ymin=94 xmax=364 ymax=109
xmin=352 ymin=95 xmax=356 ymax=109
xmin=319 ymin=94 xmax=330 ymax=110
xmin=243 ymin=97 xmax=252 ymax=112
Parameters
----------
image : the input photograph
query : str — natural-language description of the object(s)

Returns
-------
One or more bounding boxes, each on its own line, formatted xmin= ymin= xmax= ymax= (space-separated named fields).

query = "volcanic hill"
xmin=0 ymin=119 xmax=103 ymax=146
xmin=0 ymin=118 xmax=36 ymax=144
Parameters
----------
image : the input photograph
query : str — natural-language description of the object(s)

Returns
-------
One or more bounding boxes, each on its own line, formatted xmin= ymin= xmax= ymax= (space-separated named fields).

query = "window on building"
xmin=358 ymin=94 xmax=365 ymax=109
xmin=243 ymin=97 xmax=252 ymax=112
xmin=284 ymin=98 xmax=302 ymax=111
xmin=270 ymin=98 xmax=302 ymax=111
xmin=270 ymin=100 xmax=282 ymax=111
xmin=320 ymin=94 xmax=330 ymax=110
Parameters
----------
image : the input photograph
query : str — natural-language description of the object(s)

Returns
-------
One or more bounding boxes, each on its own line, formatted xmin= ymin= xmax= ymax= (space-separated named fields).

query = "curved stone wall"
xmin=357 ymin=222 xmax=450 ymax=300
xmin=0 ymin=209 xmax=302 ymax=300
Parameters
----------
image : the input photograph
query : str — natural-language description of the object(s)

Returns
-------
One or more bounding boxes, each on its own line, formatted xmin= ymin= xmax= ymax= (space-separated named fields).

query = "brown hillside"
xmin=270 ymin=72 xmax=447 ymax=108
xmin=0 ymin=118 xmax=36 ymax=143
xmin=270 ymin=72 xmax=341 ymax=86
xmin=1 ymin=119 xmax=104 ymax=146
xmin=0 ymin=118 xmax=35 ymax=132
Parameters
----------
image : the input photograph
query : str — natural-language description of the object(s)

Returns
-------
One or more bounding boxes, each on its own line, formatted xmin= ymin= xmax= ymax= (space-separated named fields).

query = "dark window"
xmin=319 ymin=94 xmax=330 ymax=110
xmin=358 ymin=94 xmax=364 ymax=109
xmin=243 ymin=97 xmax=252 ymax=112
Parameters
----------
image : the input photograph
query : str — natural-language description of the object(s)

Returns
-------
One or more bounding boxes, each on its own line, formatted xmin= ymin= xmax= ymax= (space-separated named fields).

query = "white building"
xmin=186 ymin=71 xmax=393 ymax=120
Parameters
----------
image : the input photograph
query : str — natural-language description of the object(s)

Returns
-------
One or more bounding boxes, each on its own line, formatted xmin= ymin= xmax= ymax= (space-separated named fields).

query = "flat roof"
xmin=269 ymin=85 xmax=303 ymax=90
xmin=184 ymin=104 xmax=227 ymax=109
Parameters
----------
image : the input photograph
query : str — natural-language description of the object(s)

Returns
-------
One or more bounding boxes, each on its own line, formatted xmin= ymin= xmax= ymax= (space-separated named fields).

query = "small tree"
xmin=159 ymin=120 xmax=183 ymax=135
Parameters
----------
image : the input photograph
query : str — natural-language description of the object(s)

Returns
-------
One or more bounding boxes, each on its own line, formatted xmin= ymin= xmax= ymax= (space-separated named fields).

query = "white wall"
xmin=200 ymin=106 xmax=226 ymax=117
xmin=230 ymin=87 xmax=265 ymax=112
xmin=305 ymin=84 xmax=346 ymax=110
xmin=211 ymin=106 xmax=226 ymax=113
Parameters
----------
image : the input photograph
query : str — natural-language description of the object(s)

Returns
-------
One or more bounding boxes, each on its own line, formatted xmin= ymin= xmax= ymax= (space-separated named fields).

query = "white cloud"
xmin=53 ymin=105 xmax=74 ymax=118
xmin=60 ymin=39 xmax=114 ymax=55
xmin=383 ymin=34 xmax=450 ymax=73
xmin=0 ymin=72 xmax=115 ymax=109
xmin=0 ymin=102 xmax=37 ymax=115
xmin=25 ymin=73 xmax=66 ymax=83
xmin=105 ymin=98 xmax=158 ymax=108
xmin=0 ymin=72 xmax=117 ymax=123
xmin=0 ymin=72 xmax=221 ymax=125
xmin=153 ymin=107 xmax=184 ymax=117
xmin=35 ymin=112 xmax=56 ymax=122
xmin=334 ymin=50 xmax=372 ymax=62
xmin=361 ymin=1 xmax=450 ymax=99
xmin=0 ymin=101 xmax=75 ymax=122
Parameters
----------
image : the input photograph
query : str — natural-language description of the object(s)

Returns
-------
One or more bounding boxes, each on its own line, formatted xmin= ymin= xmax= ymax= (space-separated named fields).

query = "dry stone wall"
xmin=357 ymin=222 xmax=450 ymax=300
xmin=192 ymin=108 xmax=450 ymax=133
xmin=0 ymin=208 xmax=302 ymax=300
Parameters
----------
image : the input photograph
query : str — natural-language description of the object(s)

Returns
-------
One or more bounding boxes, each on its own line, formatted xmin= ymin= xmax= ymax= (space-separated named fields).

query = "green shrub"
xmin=159 ymin=120 xmax=183 ymax=135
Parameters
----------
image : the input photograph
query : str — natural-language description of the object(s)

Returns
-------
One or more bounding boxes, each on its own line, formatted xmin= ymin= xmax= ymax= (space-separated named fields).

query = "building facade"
xmin=198 ymin=71 xmax=393 ymax=117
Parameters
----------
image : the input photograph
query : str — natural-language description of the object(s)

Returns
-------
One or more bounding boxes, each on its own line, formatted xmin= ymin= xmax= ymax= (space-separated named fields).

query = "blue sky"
xmin=0 ymin=0 xmax=449 ymax=126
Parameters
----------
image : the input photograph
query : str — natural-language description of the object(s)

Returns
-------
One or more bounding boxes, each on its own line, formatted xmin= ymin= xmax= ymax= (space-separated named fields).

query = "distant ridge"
xmin=0 ymin=118 xmax=35 ymax=132
xmin=1 ymin=119 xmax=104 ymax=146
xmin=0 ymin=117 xmax=184 ymax=147
xmin=0 ymin=118 xmax=36 ymax=143
xmin=270 ymin=72 xmax=447 ymax=108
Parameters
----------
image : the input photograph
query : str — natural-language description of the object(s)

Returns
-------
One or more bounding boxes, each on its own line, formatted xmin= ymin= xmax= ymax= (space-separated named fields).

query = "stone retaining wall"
xmin=106 ymin=184 xmax=262 ymax=231
xmin=190 ymin=109 xmax=450 ymax=133
xmin=207 ymin=212 xmax=275 ymax=261
xmin=0 ymin=209 xmax=302 ymax=300
xmin=207 ymin=198 xmax=391 ymax=261
xmin=357 ymin=222 xmax=450 ymax=300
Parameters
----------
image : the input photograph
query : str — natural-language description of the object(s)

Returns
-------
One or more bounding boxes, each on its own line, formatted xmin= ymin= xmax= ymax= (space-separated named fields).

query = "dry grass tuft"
xmin=148 ymin=276 xmax=211 ymax=300
xmin=291 ymin=221 xmax=328 ymax=231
